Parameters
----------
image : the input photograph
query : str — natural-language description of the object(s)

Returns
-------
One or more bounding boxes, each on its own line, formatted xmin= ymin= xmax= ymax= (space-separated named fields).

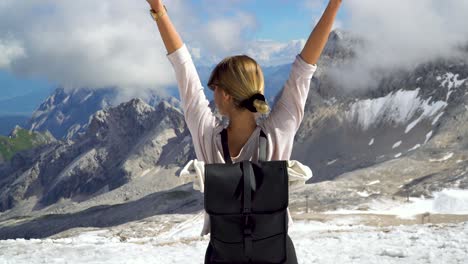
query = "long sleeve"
xmin=262 ymin=54 xmax=317 ymax=159
xmin=167 ymin=44 xmax=217 ymax=162
xmin=265 ymin=54 xmax=317 ymax=134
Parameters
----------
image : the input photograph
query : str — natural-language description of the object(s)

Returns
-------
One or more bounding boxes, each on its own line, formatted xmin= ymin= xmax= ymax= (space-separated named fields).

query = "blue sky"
xmin=2 ymin=0 xmax=467 ymax=114
xmin=193 ymin=0 xmax=348 ymax=42
xmin=0 ymin=0 xmax=348 ymax=103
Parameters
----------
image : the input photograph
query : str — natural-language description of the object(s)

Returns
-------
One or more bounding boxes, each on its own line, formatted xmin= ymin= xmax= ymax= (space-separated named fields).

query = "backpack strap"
xmin=242 ymin=160 xmax=253 ymax=259
xmin=220 ymin=129 xmax=233 ymax=164
xmin=220 ymin=128 xmax=268 ymax=164
xmin=258 ymin=130 xmax=267 ymax=162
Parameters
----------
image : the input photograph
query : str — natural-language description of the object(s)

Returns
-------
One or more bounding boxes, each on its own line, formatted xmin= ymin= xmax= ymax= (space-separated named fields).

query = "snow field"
xmin=1 ymin=219 xmax=466 ymax=264
xmin=327 ymin=189 xmax=468 ymax=218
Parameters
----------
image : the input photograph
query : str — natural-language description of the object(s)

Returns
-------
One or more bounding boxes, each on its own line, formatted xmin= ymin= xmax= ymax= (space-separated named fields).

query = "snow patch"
xmin=439 ymin=73 xmax=467 ymax=101
xmin=429 ymin=152 xmax=454 ymax=162
xmin=424 ymin=131 xmax=433 ymax=144
xmin=327 ymin=159 xmax=338 ymax=166
xmin=408 ymin=144 xmax=421 ymax=152
xmin=357 ymin=191 xmax=370 ymax=198
xmin=366 ymin=180 xmax=380 ymax=186
xmin=404 ymin=99 xmax=446 ymax=133
xmin=394 ymin=153 xmax=402 ymax=158
xmin=139 ymin=169 xmax=151 ymax=177
xmin=392 ymin=141 xmax=402 ymax=149
xmin=380 ymin=248 xmax=407 ymax=258
xmin=433 ymin=189 xmax=468 ymax=213
xmin=368 ymin=138 xmax=374 ymax=146
xmin=80 ymin=92 xmax=94 ymax=103
xmin=432 ymin=111 xmax=445 ymax=125
xmin=345 ymin=88 xmax=447 ymax=132
xmin=325 ymin=189 xmax=468 ymax=218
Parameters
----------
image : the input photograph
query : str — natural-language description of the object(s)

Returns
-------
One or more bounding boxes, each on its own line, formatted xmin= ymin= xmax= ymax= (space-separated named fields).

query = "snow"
xmin=62 ymin=95 xmax=70 ymax=104
xmin=366 ymin=180 xmax=380 ymax=186
xmin=392 ymin=141 xmax=402 ymax=149
xmin=424 ymin=130 xmax=433 ymax=144
xmin=394 ymin=153 xmax=402 ymax=158
xmin=439 ymin=73 xmax=467 ymax=101
xmin=433 ymin=189 xmax=468 ymax=213
xmin=139 ymin=169 xmax=151 ymax=177
xmin=408 ymin=144 xmax=421 ymax=152
xmin=429 ymin=152 xmax=454 ymax=162
xmin=325 ymin=189 xmax=468 ymax=218
xmin=80 ymin=92 xmax=94 ymax=103
xmin=1 ymin=188 xmax=468 ymax=263
xmin=432 ymin=111 xmax=445 ymax=125
xmin=404 ymin=98 xmax=446 ymax=133
xmin=345 ymin=88 xmax=447 ymax=132
xmin=1 ymin=217 xmax=467 ymax=263
xmin=357 ymin=191 xmax=371 ymax=197
xmin=327 ymin=159 xmax=338 ymax=166
xmin=368 ymin=138 xmax=374 ymax=146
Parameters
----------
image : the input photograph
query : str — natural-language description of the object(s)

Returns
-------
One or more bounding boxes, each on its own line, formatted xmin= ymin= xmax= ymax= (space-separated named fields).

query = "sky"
xmin=1 ymin=0 xmax=467 ymax=101
xmin=0 ymin=0 xmax=345 ymax=100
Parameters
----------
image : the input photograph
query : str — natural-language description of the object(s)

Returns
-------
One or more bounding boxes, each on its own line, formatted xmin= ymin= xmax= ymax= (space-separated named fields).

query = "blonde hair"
xmin=207 ymin=55 xmax=270 ymax=114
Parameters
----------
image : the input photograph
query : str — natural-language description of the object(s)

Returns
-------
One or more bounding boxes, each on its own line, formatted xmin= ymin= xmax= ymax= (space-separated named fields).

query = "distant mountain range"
xmin=0 ymin=56 xmax=298 ymax=138
xmin=1 ymin=30 xmax=467 ymax=239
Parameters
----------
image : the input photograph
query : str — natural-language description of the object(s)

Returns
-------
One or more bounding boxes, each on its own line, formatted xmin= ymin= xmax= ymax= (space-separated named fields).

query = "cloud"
xmin=244 ymin=39 xmax=306 ymax=66
xmin=1 ymin=0 xmax=339 ymax=101
xmin=335 ymin=0 xmax=468 ymax=90
xmin=0 ymin=38 xmax=25 ymax=69
xmin=0 ymin=0 xmax=261 ymax=99
xmin=190 ymin=12 xmax=259 ymax=65
xmin=0 ymin=0 xmax=173 ymax=95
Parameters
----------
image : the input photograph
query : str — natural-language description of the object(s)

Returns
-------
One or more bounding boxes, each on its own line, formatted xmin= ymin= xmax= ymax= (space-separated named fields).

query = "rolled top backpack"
xmin=204 ymin=128 xmax=289 ymax=263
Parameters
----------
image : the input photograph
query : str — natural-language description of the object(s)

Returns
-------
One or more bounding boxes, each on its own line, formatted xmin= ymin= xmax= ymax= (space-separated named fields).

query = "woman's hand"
xmin=299 ymin=0 xmax=342 ymax=65
xmin=330 ymin=0 xmax=342 ymax=5
xmin=146 ymin=0 xmax=183 ymax=54
xmin=146 ymin=0 xmax=164 ymax=11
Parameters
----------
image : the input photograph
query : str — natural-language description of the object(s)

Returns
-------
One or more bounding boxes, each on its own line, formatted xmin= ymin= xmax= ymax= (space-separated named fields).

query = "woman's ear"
xmin=221 ymin=89 xmax=232 ymax=102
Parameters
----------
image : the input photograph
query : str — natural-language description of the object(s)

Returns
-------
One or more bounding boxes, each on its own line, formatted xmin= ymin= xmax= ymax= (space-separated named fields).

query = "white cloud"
xmin=335 ymin=0 xmax=468 ymax=90
xmin=192 ymin=12 xmax=258 ymax=65
xmin=0 ymin=0 xmax=172 ymax=95
xmin=0 ymin=0 xmax=318 ymax=100
xmin=0 ymin=0 xmax=260 ymax=99
xmin=0 ymin=38 xmax=25 ymax=69
xmin=244 ymin=39 xmax=306 ymax=67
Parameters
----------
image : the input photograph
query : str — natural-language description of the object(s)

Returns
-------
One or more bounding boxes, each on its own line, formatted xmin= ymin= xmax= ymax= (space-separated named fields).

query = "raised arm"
xmin=263 ymin=0 xmax=342 ymax=160
xmin=146 ymin=0 xmax=217 ymax=162
xmin=147 ymin=0 xmax=183 ymax=54
xmin=300 ymin=0 xmax=342 ymax=65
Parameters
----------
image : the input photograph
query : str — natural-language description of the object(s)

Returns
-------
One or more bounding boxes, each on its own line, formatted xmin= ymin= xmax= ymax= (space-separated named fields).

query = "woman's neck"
xmin=227 ymin=110 xmax=257 ymax=133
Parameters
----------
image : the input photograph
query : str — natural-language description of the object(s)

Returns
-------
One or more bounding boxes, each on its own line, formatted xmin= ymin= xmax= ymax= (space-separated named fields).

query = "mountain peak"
xmin=8 ymin=125 xmax=27 ymax=138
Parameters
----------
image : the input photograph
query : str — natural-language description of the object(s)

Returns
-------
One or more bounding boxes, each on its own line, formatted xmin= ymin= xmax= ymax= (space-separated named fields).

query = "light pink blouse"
xmin=167 ymin=44 xmax=317 ymax=236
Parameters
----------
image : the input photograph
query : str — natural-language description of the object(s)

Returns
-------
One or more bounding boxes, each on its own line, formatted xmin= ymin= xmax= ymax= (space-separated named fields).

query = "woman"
xmin=146 ymin=0 xmax=342 ymax=263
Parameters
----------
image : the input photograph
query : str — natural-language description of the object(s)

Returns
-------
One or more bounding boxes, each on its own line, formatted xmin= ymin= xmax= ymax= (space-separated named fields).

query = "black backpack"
xmin=204 ymin=128 xmax=289 ymax=263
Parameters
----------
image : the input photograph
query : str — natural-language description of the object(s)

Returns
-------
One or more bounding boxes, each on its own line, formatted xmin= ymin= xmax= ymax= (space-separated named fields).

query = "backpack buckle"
xmin=243 ymin=214 xmax=254 ymax=235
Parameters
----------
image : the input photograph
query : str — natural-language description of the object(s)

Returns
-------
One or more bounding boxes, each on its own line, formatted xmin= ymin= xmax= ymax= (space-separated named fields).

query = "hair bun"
xmin=240 ymin=93 xmax=266 ymax=113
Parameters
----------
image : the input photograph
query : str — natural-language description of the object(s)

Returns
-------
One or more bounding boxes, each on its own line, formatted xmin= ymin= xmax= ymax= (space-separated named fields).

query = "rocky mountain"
xmin=0 ymin=98 xmax=195 ymax=214
xmin=26 ymin=87 xmax=117 ymax=140
xmin=0 ymin=126 xmax=56 ymax=165
xmin=1 ymin=30 xmax=467 ymax=239
xmin=288 ymin=31 xmax=468 ymax=211
xmin=26 ymin=87 xmax=182 ymax=141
